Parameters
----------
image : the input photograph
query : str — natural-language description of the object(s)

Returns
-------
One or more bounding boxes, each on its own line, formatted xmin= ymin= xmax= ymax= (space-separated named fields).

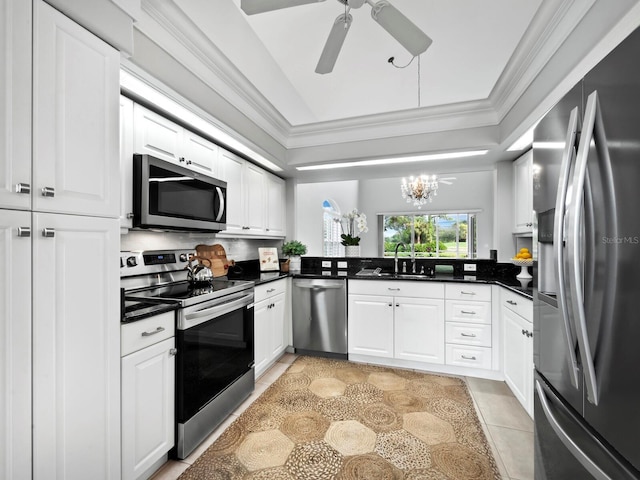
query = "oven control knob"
xmin=179 ymin=253 xmax=188 ymax=262
xmin=126 ymin=256 xmax=138 ymax=267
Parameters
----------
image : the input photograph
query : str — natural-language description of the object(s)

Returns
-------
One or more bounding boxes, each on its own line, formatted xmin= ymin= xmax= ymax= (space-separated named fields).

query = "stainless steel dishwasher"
xmin=292 ymin=277 xmax=347 ymax=358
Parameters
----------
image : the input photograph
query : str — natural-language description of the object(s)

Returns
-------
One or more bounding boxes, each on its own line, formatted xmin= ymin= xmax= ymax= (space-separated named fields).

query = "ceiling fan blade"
xmin=370 ymin=1 xmax=432 ymax=56
xmin=241 ymin=0 xmax=325 ymax=15
xmin=315 ymin=13 xmax=353 ymax=74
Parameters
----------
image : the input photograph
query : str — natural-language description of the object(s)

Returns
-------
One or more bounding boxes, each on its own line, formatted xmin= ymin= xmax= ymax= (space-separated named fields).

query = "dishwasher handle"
xmin=293 ymin=278 xmax=345 ymax=289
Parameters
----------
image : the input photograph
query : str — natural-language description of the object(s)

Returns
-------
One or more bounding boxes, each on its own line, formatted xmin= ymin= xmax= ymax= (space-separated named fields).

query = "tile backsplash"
xmin=120 ymin=230 xmax=283 ymax=262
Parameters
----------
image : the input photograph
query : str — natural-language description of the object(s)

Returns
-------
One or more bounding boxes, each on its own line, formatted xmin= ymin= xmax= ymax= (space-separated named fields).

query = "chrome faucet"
xmin=394 ymin=242 xmax=406 ymax=274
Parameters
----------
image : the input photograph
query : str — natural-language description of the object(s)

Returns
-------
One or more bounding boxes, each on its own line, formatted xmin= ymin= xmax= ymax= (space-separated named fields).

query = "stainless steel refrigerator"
xmin=533 ymin=25 xmax=640 ymax=479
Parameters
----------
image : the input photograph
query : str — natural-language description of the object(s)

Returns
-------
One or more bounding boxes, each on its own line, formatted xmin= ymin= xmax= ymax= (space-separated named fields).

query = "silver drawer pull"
xmin=15 ymin=183 xmax=31 ymax=194
xmin=42 ymin=228 xmax=55 ymax=238
xmin=460 ymin=291 xmax=476 ymax=295
xmin=266 ymin=288 xmax=276 ymax=293
xmin=507 ymin=300 xmax=518 ymax=305
xmin=460 ymin=332 xmax=477 ymax=338
xmin=388 ymin=288 xmax=400 ymax=291
xmin=17 ymin=227 xmax=31 ymax=237
xmin=461 ymin=355 xmax=477 ymax=360
xmin=41 ymin=186 xmax=55 ymax=197
xmin=169 ymin=348 xmax=177 ymax=356
xmin=141 ymin=326 xmax=165 ymax=337
xmin=460 ymin=310 xmax=477 ymax=315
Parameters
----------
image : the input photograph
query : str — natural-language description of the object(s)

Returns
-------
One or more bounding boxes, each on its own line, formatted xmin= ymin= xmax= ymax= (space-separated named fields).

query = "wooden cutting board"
xmin=194 ymin=244 xmax=232 ymax=277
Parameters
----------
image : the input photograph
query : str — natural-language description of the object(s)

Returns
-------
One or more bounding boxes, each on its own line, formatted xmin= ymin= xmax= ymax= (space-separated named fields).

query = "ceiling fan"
xmin=240 ymin=0 xmax=432 ymax=74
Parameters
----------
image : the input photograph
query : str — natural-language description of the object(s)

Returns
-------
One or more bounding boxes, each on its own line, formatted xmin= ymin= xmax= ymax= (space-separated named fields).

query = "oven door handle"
xmin=182 ymin=292 xmax=254 ymax=328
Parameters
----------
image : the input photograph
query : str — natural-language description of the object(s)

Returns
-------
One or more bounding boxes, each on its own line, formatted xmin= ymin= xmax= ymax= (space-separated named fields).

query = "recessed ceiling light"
xmin=296 ymin=150 xmax=489 ymax=171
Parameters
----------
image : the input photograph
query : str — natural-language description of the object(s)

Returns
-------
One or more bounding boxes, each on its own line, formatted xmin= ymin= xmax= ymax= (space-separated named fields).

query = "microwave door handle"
xmin=553 ymin=106 xmax=581 ymax=389
xmin=215 ymin=186 xmax=225 ymax=222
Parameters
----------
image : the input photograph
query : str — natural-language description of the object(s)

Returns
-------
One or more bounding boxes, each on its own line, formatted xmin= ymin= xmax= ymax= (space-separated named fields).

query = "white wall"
xmin=358 ymin=171 xmax=495 ymax=258
xmin=295 ymin=180 xmax=359 ymax=256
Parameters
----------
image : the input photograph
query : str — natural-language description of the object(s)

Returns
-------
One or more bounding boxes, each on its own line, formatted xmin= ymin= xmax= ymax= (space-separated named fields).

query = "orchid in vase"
xmin=336 ymin=209 xmax=368 ymax=246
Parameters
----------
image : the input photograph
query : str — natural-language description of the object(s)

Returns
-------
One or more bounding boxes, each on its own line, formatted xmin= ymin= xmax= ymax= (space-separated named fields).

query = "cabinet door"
xmin=395 ymin=298 xmax=445 ymax=364
xmin=182 ymin=129 xmax=218 ymax=176
xmin=217 ymin=149 xmax=245 ymax=234
xmin=33 ymin=1 xmax=120 ymax=217
xmin=0 ymin=0 xmax=31 ymax=210
xmin=265 ymin=174 xmax=286 ymax=237
xmin=254 ymin=300 xmax=270 ymax=378
xmin=120 ymin=96 xmax=134 ymax=229
xmin=348 ymin=295 xmax=394 ymax=358
xmin=0 ymin=209 xmax=32 ymax=480
xmin=133 ymin=104 xmax=183 ymax=164
xmin=502 ymin=305 xmax=533 ymax=415
xmin=513 ymin=149 xmax=533 ymax=233
xmin=121 ymin=337 xmax=175 ymax=480
xmin=244 ymin=163 xmax=266 ymax=234
xmin=269 ymin=293 xmax=287 ymax=360
xmin=32 ymin=213 xmax=120 ymax=480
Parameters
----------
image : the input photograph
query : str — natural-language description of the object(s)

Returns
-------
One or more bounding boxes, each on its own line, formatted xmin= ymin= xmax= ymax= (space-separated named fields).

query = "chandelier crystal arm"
xmin=401 ymin=174 xmax=439 ymax=209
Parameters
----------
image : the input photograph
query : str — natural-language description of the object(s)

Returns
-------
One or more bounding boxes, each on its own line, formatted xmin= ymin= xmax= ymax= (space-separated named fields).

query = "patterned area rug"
xmin=178 ymin=356 xmax=501 ymax=480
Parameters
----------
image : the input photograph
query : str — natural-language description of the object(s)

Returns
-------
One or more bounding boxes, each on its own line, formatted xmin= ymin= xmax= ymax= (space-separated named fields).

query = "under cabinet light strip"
xmin=296 ymin=150 xmax=488 ymax=171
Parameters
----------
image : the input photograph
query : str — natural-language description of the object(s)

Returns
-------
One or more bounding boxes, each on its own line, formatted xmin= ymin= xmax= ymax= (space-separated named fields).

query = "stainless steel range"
xmin=121 ymin=249 xmax=255 ymax=459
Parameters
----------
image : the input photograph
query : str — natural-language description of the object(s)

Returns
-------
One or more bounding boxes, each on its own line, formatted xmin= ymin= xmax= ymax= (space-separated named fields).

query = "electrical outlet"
xmin=337 ymin=261 xmax=348 ymax=269
xmin=464 ymin=263 xmax=477 ymax=272
xmin=322 ymin=261 xmax=332 ymax=268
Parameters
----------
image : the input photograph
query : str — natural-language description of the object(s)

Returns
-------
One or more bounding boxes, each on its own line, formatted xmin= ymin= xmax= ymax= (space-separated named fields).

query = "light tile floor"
xmin=150 ymin=354 xmax=533 ymax=480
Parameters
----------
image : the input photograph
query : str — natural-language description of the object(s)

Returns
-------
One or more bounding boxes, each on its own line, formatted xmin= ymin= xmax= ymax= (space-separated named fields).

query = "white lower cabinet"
xmin=0 ymin=210 xmax=32 ymax=480
xmin=254 ymin=279 xmax=288 ymax=378
xmin=348 ymin=281 xmax=445 ymax=365
xmin=32 ymin=213 xmax=120 ymax=479
xmin=501 ymin=288 xmax=534 ymax=417
xmin=121 ymin=312 xmax=176 ymax=480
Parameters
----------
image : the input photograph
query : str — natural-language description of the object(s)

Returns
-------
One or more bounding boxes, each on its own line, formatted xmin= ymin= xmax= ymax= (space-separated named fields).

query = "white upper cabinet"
xmin=0 ymin=0 xmax=32 ymax=211
xmin=513 ymin=149 xmax=533 ymax=234
xmin=133 ymin=103 xmax=218 ymax=176
xmin=244 ymin=162 xmax=266 ymax=234
xmin=217 ymin=148 xmax=245 ymax=234
xmin=32 ymin=0 xmax=120 ymax=218
xmin=266 ymin=174 xmax=286 ymax=237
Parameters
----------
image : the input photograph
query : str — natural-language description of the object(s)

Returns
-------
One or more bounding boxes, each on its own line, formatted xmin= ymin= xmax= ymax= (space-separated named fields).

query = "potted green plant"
xmin=281 ymin=240 xmax=307 ymax=272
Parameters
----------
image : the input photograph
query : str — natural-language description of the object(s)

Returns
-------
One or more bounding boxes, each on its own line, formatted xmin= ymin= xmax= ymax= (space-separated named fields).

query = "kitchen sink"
xmin=355 ymin=269 xmax=432 ymax=280
xmin=393 ymin=274 xmax=431 ymax=280
xmin=355 ymin=268 xmax=392 ymax=277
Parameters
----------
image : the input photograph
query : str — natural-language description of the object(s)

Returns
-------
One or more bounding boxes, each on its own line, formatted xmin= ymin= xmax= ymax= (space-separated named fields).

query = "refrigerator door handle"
xmin=535 ymin=380 xmax=613 ymax=480
xmin=553 ymin=106 xmax=581 ymax=389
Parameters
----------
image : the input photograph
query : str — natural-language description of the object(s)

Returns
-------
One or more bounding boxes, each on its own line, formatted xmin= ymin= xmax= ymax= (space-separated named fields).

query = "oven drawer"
xmin=121 ymin=311 xmax=175 ymax=357
xmin=254 ymin=278 xmax=286 ymax=303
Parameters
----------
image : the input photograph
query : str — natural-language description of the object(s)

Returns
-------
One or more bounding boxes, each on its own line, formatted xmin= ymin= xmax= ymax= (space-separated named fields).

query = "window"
xmin=381 ymin=213 xmax=477 ymax=258
xmin=322 ymin=199 xmax=343 ymax=257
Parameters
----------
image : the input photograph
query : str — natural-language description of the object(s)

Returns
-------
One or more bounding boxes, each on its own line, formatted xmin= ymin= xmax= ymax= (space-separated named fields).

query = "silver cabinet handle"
xmin=179 ymin=157 xmax=185 ymax=162
xmin=15 ymin=183 xmax=30 ymax=194
xmin=388 ymin=303 xmax=393 ymax=307
xmin=17 ymin=227 xmax=31 ymax=237
xmin=42 ymin=228 xmax=55 ymax=238
xmin=266 ymin=288 xmax=276 ymax=293
xmin=460 ymin=332 xmax=477 ymax=338
xmin=169 ymin=348 xmax=177 ymax=356
xmin=387 ymin=288 xmax=400 ymax=291
xmin=461 ymin=355 xmax=477 ymax=360
xmin=506 ymin=300 xmax=517 ymax=305
xmin=186 ymin=159 xmax=192 ymax=165
xmin=460 ymin=291 xmax=476 ymax=295
xmin=41 ymin=186 xmax=55 ymax=197
xmin=141 ymin=326 xmax=165 ymax=337
xmin=460 ymin=310 xmax=477 ymax=315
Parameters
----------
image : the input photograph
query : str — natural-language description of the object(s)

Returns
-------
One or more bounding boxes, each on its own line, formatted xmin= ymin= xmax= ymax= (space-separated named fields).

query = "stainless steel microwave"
xmin=133 ymin=154 xmax=227 ymax=232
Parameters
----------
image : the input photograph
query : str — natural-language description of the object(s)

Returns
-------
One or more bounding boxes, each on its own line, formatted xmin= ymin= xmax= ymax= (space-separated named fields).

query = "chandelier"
xmin=401 ymin=175 xmax=439 ymax=208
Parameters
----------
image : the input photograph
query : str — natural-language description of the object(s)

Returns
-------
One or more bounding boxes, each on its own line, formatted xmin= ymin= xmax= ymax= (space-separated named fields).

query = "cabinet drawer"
xmin=501 ymin=288 xmax=532 ymax=322
xmin=254 ymin=278 xmax=286 ymax=303
xmin=445 ymin=283 xmax=491 ymax=302
xmin=445 ymin=322 xmax=491 ymax=347
xmin=445 ymin=300 xmax=491 ymax=324
xmin=121 ymin=311 xmax=175 ymax=357
xmin=348 ymin=279 xmax=444 ymax=299
xmin=445 ymin=344 xmax=492 ymax=370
